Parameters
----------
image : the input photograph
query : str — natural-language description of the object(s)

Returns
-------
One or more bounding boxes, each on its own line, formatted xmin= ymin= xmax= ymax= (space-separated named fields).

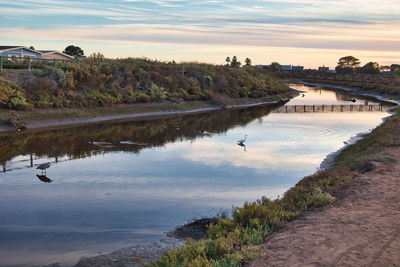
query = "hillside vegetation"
xmin=0 ymin=58 xmax=291 ymax=110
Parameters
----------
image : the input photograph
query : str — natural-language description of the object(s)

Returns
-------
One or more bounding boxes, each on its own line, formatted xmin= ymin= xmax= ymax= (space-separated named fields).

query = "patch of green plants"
xmin=1 ymin=58 xmax=294 ymax=110
xmin=153 ymin=168 xmax=350 ymax=266
xmin=0 ymin=76 xmax=30 ymax=110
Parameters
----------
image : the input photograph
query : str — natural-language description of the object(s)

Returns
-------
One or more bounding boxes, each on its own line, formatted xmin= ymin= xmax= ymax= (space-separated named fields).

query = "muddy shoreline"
xmin=57 ymin=218 xmax=215 ymax=267
xmin=0 ymin=98 xmax=291 ymax=133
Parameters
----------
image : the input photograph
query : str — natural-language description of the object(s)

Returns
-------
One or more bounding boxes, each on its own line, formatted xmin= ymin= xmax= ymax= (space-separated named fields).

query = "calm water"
xmin=0 ymin=84 xmax=390 ymax=266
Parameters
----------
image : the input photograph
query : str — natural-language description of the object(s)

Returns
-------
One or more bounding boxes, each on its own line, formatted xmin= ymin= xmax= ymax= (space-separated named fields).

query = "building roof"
xmin=0 ymin=46 xmax=23 ymax=51
xmin=37 ymin=50 xmax=55 ymax=54
xmin=38 ymin=50 xmax=74 ymax=59
xmin=0 ymin=46 xmax=42 ymax=55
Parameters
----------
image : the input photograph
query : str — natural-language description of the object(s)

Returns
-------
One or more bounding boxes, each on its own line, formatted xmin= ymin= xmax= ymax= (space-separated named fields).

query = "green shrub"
xmin=0 ymin=76 xmax=30 ymax=109
xmin=310 ymin=187 xmax=335 ymax=207
xmin=1 ymin=58 xmax=293 ymax=109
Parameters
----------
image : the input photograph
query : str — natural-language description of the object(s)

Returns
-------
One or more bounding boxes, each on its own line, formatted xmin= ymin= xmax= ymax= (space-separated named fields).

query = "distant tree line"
xmin=335 ymin=56 xmax=400 ymax=74
xmin=225 ymin=56 xmax=252 ymax=68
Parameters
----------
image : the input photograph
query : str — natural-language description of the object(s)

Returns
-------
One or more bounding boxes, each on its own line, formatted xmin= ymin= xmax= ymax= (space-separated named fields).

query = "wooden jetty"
xmin=273 ymin=104 xmax=388 ymax=113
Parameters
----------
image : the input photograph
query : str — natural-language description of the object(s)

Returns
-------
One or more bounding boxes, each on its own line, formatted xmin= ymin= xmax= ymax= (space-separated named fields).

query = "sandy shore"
xmin=247 ymin=146 xmax=400 ymax=266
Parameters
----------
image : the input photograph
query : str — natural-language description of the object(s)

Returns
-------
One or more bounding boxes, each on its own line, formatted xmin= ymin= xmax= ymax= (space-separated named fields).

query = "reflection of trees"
xmin=335 ymin=91 xmax=354 ymax=101
xmin=334 ymin=89 xmax=384 ymax=104
xmin=0 ymin=103 xmax=281 ymax=168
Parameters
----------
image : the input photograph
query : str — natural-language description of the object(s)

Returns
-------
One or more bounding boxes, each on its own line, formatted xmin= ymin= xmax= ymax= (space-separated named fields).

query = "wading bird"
xmin=237 ymin=135 xmax=247 ymax=145
xmin=36 ymin=162 xmax=51 ymax=175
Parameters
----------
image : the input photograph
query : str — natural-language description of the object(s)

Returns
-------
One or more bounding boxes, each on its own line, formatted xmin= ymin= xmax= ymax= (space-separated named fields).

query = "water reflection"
xmin=0 ymin=104 xmax=281 ymax=173
xmin=36 ymin=174 xmax=53 ymax=183
xmin=237 ymin=142 xmax=247 ymax=151
xmin=0 ymin=84 xmax=393 ymax=266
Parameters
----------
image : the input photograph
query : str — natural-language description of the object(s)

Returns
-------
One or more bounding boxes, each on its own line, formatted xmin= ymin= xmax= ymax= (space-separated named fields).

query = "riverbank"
xmin=298 ymin=80 xmax=400 ymax=108
xmin=0 ymin=94 xmax=293 ymax=133
xmin=72 ymin=218 xmax=217 ymax=267
xmin=310 ymin=81 xmax=400 ymax=170
xmin=151 ymin=83 xmax=400 ymax=266
xmin=248 ymin=145 xmax=400 ymax=266
xmin=246 ymin=83 xmax=400 ymax=266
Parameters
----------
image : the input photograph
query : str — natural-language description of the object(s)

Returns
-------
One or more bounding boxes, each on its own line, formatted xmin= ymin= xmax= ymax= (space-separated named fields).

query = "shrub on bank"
xmin=153 ymin=168 xmax=351 ymax=266
xmin=0 ymin=76 xmax=29 ymax=109
xmin=0 ymin=58 xmax=293 ymax=110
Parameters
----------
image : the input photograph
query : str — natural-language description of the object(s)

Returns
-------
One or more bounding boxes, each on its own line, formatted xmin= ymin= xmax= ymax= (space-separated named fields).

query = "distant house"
xmin=280 ymin=65 xmax=292 ymax=71
xmin=0 ymin=46 xmax=42 ymax=59
xmin=255 ymin=64 xmax=271 ymax=69
xmin=292 ymin=65 xmax=304 ymax=71
xmin=37 ymin=50 xmax=74 ymax=60
xmin=318 ymin=65 xmax=330 ymax=72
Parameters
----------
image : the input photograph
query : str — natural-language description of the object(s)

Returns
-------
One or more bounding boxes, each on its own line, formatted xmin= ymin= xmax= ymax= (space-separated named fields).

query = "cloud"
xmin=1 ymin=0 xmax=399 ymax=65
xmin=3 ymin=19 xmax=400 ymax=52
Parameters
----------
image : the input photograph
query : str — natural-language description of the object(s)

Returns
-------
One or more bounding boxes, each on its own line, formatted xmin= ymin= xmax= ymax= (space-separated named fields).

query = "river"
xmin=0 ymin=84 xmax=391 ymax=266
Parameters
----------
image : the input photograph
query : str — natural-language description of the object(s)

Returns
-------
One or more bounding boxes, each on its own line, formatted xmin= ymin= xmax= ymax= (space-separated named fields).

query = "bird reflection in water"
xmin=237 ymin=134 xmax=248 ymax=151
xmin=36 ymin=174 xmax=53 ymax=183
xmin=237 ymin=142 xmax=247 ymax=152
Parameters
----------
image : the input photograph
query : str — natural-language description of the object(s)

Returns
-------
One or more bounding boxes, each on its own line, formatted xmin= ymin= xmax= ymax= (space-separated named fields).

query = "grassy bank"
xmin=0 ymin=58 xmax=291 ymax=110
xmin=0 ymin=58 xmax=295 ymax=130
xmin=151 ymin=106 xmax=400 ymax=265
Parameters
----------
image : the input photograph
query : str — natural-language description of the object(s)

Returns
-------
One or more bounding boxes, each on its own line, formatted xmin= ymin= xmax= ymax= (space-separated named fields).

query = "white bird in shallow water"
xmin=237 ymin=135 xmax=247 ymax=145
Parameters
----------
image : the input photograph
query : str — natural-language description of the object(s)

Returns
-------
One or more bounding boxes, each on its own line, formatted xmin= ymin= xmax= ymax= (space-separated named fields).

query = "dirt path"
xmin=248 ymin=147 xmax=400 ymax=267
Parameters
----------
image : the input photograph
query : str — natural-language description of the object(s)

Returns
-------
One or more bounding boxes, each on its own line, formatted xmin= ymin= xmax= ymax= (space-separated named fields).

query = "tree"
xmin=89 ymin=53 xmax=105 ymax=60
xmin=245 ymin=58 xmax=252 ymax=66
xmin=225 ymin=57 xmax=231 ymax=66
xmin=29 ymin=46 xmax=35 ymax=50
xmin=63 ymin=45 xmax=84 ymax=58
xmin=270 ymin=62 xmax=281 ymax=71
xmin=391 ymin=64 xmax=400 ymax=72
xmin=230 ymin=56 xmax=241 ymax=68
xmin=335 ymin=56 xmax=360 ymax=73
xmin=360 ymin=62 xmax=380 ymax=74
xmin=380 ymin=65 xmax=391 ymax=72
xmin=87 ymin=53 xmax=105 ymax=64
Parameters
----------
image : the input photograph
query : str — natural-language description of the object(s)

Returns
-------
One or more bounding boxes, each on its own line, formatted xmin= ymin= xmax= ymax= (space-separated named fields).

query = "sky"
xmin=1 ymin=0 xmax=400 ymax=68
